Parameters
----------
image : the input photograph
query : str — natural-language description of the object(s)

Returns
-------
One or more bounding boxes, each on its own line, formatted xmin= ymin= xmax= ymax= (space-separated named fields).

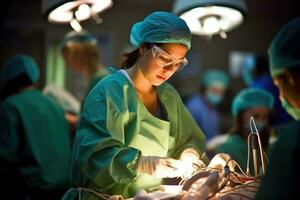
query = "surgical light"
xmin=173 ymin=0 xmax=247 ymax=38
xmin=42 ymin=0 xmax=113 ymax=31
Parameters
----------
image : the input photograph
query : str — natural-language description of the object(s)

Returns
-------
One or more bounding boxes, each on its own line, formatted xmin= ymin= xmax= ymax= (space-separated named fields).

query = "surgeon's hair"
xmin=61 ymin=41 xmax=101 ymax=75
xmin=121 ymin=43 xmax=161 ymax=69
xmin=121 ymin=48 xmax=140 ymax=69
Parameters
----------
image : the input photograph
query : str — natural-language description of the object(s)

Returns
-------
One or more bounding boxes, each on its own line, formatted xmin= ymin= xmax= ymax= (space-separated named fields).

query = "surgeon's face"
xmin=242 ymin=107 xmax=270 ymax=132
xmin=273 ymin=70 xmax=300 ymax=108
xmin=139 ymin=43 xmax=188 ymax=86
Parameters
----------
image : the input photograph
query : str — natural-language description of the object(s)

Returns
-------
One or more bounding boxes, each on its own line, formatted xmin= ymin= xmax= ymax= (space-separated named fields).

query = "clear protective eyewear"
xmin=151 ymin=45 xmax=188 ymax=71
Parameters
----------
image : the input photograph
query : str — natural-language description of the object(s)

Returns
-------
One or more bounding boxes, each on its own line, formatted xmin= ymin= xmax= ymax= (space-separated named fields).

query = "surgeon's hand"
xmin=208 ymin=153 xmax=236 ymax=172
xmin=179 ymin=148 xmax=203 ymax=179
xmin=137 ymin=156 xmax=182 ymax=178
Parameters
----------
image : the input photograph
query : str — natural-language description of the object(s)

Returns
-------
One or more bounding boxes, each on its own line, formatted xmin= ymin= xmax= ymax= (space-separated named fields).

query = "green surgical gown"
xmin=216 ymin=134 xmax=248 ymax=170
xmin=255 ymin=120 xmax=300 ymax=199
xmin=66 ymin=70 xmax=207 ymax=199
xmin=0 ymin=89 xmax=72 ymax=190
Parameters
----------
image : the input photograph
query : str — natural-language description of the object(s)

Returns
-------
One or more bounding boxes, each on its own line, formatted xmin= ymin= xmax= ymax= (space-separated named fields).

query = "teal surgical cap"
xmin=1 ymin=54 xmax=40 ymax=87
xmin=269 ymin=17 xmax=300 ymax=77
xmin=202 ymin=69 xmax=230 ymax=88
xmin=232 ymin=88 xmax=274 ymax=116
xmin=130 ymin=11 xmax=191 ymax=49
xmin=61 ymin=30 xmax=97 ymax=48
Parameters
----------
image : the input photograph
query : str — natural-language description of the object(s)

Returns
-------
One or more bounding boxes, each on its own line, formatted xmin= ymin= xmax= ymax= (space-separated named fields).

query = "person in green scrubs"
xmin=60 ymin=31 xmax=110 ymax=131
xmin=0 ymin=54 xmax=72 ymax=199
xmin=63 ymin=11 xmax=207 ymax=200
xmin=216 ymin=88 xmax=274 ymax=172
xmin=255 ymin=17 xmax=300 ymax=200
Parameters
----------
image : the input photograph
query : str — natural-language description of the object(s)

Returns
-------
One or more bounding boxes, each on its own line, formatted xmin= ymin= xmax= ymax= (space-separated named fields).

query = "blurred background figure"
xmin=216 ymin=88 xmax=275 ymax=172
xmin=0 ymin=54 xmax=72 ymax=200
xmin=186 ymin=69 xmax=230 ymax=142
xmin=242 ymin=54 xmax=293 ymax=125
xmin=45 ymin=31 xmax=110 ymax=131
xmin=60 ymin=31 xmax=110 ymax=99
xmin=256 ymin=17 xmax=300 ymax=200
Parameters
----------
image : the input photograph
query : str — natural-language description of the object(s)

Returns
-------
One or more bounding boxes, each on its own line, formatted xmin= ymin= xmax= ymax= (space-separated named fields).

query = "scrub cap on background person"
xmin=268 ymin=17 xmax=300 ymax=77
xmin=202 ymin=69 xmax=230 ymax=88
xmin=231 ymin=88 xmax=274 ymax=116
xmin=61 ymin=30 xmax=97 ymax=48
xmin=130 ymin=11 xmax=191 ymax=49
xmin=1 ymin=54 xmax=40 ymax=87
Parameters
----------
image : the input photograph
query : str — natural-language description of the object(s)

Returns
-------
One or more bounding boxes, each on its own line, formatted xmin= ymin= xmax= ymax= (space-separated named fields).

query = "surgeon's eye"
xmin=173 ymin=62 xmax=182 ymax=68
xmin=156 ymin=54 xmax=172 ymax=66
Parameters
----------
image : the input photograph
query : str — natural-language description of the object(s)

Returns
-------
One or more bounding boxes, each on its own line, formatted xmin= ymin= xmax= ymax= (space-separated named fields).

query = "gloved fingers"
xmin=180 ymin=148 xmax=200 ymax=162
xmin=163 ymin=158 xmax=182 ymax=169
xmin=193 ymin=159 xmax=205 ymax=169
xmin=154 ymin=158 xmax=182 ymax=178
xmin=208 ymin=153 xmax=236 ymax=171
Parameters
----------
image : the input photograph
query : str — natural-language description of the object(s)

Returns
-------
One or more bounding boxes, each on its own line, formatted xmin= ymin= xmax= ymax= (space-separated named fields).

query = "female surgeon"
xmin=216 ymin=88 xmax=275 ymax=172
xmin=63 ymin=11 xmax=207 ymax=200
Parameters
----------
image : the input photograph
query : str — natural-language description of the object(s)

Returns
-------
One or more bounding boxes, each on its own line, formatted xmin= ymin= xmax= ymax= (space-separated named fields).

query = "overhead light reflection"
xmin=70 ymin=19 xmax=82 ymax=32
xmin=173 ymin=0 xmax=247 ymax=38
xmin=75 ymin=4 xmax=90 ymax=21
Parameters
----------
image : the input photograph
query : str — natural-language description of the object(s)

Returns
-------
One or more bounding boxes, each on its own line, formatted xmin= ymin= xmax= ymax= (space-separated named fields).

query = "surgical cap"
xmin=269 ymin=17 xmax=300 ymax=77
xmin=232 ymin=88 xmax=274 ymax=116
xmin=202 ymin=70 xmax=230 ymax=88
xmin=61 ymin=30 xmax=97 ymax=48
xmin=130 ymin=11 xmax=191 ymax=49
xmin=1 ymin=54 xmax=40 ymax=87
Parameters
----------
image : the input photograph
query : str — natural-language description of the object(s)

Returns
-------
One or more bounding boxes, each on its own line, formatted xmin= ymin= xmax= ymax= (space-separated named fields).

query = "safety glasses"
xmin=151 ymin=45 xmax=188 ymax=71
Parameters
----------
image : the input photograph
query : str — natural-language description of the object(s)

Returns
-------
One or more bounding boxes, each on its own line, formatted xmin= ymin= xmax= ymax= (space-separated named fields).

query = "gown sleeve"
xmin=71 ymin=80 xmax=141 ymax=190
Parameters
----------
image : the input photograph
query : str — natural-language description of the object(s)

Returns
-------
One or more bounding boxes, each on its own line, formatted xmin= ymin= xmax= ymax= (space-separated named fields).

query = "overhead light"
xmin=173 ymin=0 xmax=247 ymax=38
xmin=42 ymin=0 xmax=113 ymax=31
xmin=70 ymin=18 xmax=83 ymax=32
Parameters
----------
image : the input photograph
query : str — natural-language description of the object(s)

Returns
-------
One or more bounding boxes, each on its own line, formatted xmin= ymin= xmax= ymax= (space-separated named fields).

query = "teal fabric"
xmin=130 ymin=11 xmax=191 ymax=49
xmin=232 ymin=88 xmax=274 ymax=116
xmin=66 ymin=69 xmax=206 ymax=199
xmin=269 ymin=17 xmax=300 ymax=77
xmin=0 ymin=89 xmax=72 ymax=190
xmin=216 ymin=134 xmax=248 ymax=170
xmin=86 ymin=69 xmax=110 ymax=96
xmin=1 ymin=54 xmax=40 ymax=87
xmin=81 ymin=68 xmax=111 ymax=110
xmin=255 ymin=121 xmax=300 ymax=199
xmin=206 ymin=91 xmax=223 ymax=105
xmin=202 ymin=70 xmax=230 ymax=88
